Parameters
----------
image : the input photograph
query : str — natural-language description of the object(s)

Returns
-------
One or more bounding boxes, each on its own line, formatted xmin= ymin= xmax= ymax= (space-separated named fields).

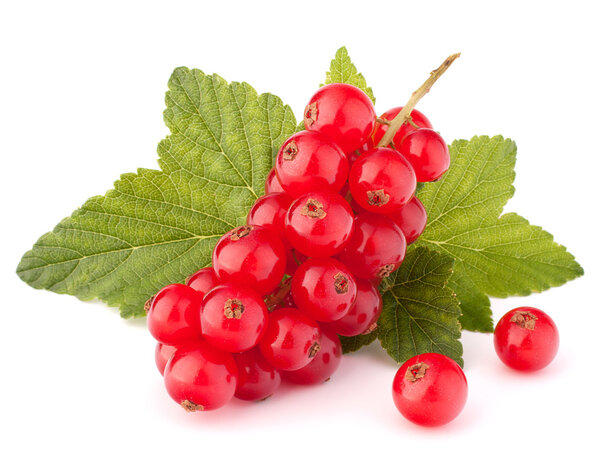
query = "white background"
xmin=1 ymin=1 xmax=598 ymax=448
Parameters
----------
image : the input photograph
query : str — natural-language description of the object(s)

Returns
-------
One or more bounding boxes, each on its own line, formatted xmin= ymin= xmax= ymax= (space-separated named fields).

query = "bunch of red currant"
xmin=145 ymin=82 xmax=448 ymax=412
xmin=145 ymin=82 xmax=559 ymax=426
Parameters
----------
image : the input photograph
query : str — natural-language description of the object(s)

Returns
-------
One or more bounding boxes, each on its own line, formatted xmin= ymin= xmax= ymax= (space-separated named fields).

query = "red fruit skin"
xmin=349 ymin=147 xmax=417 ymax=214
xmin=291 ymin=257 xmax=357 ymax=322
xmin=338 ymin=213 xmax=407 ymax=281
xmin=234 ymin=347 xmax=281 ymax=401
xmin=275 ymin=130 xmax=349 ymax=197
xmin=212 ymin=225 xmax=287 ymax=295
xmin=200 ymin=283 xmax=268 ymax=353
xmin=155 ymin=342 xmax=177 ymax=376
xmin=265 ymin=168 xmax=284 ymax=194
xmin=327 ymin=279 xmax=382 ymax=336
xmin=164 ymin=341 xmax=238 ymax=411
xmin=186 ymin=267 xmax=219 ymax=298
xmin=285 ymin=191 xmax=354 ymax=257
xmin=387 ymin=197 xmax=427 ymax=245
xmin=247 ymin=192 xmax=293 ymax=238
xmin=304 ymin=83 xmax=376 ymax=154
xmin=147 ymin=284 xmax=203 ymax=345
xmin=259 ymin=308 xmax=321 ymax=371
xmin=494 ymin=306 xmax=559 ymax=372
xmin=283 ymin=328 xmax=342 ymax=385
xmin=398 ymin=128 xmax=450 ymax=182
xmin=392 ymin=353 xmax=468 ymax=427
xmin=372 ymin=107 xmax=432 ymax=148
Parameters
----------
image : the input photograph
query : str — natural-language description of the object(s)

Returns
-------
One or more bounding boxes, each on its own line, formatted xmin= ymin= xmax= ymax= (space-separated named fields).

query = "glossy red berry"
xmin=387 ymin=196 xmax=427 ymax=244
xmin=283 ymin=327 xmax=342 ymax=385
xmin=349 ymin=147 xmax=416 ymax=214
xmin=398 ymin=128 xmax=450 ymax=182
xmin=247 ymin=192 xmax=293 ymax=238
xmin=212 ymin=225 xmax=286 ymax=295
xmin=291 ymin=257 xmax=357 ymax=322
xmin=327 ymin=279 xmax=382 ymax=336
xmin=155 ymin=342 xmax=177 ymax=376
xmin=265 ymin=168 xmax=284 ymax=194
xmin=200 ymin=283 xmax=268 ymax=353
xmin=392 ymin=353 xmax=468 ymax=427
xmin=186 ymin=267 xmax=219 ymax=297
xmin=275 ymin=130 xmax=348 ymax=197
xmin=338 ymin=213 xmax=406 ymax=281
xmin=304 ymin=83 xmax=376 ymax=154
xmin=146 ymin=284 xmax=203 ymax=345
xmin=234 ymin=347 xmax=281 ymax=401
xmin=259 ymin=307 xmax=321 ymax=371
xmin=494 ymin=307 xmax=559 ymax=372
xmin=164 ymin=341 xmax=238 ymax=412
xmin=285 ymin=191 xmax=354 ymax=257
xmin=372 ymin=107 xmax=432 ymax=148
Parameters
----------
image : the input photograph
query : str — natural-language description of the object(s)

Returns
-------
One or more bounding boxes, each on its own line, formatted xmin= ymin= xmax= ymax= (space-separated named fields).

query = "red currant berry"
xmin=291 ymin=257 xmax=357 ymax=322
xmin=398 ymin=128 xmax=450 ymax=182
xmin=304 ymin=83 xmax=376 ymax=154
xmin=327 ymin=279 xmax=382 ymax=336
xmin=212 ymin=225 xmax=286 ymax=295
xmin=283 ymin=327 xmax=341 ymax=385
xmin=285 ymin=191 xmax=354 ymax=257
xmin=146 ymin=284 xmax=203 ymax=345
xmin=247 ymin=192 xmax=293 ymax=238
xmin=349 ymin=147 xmax=416 ymax=214
xmin=200 ymin=283 xmax=268 ymax=353
xmin=275 ymin=130 xmax=349 ymax=197
xmin=155 ymin=342 xmax=177 ymax=376
xmin=234 ymin=347 xmax=281 ymax=401
xmin=186 ymin=267 xmax=219 ymax=297
xmin=164 ymin=341 xmax=238 ymax=412
xmin=392 ymin=353 xmax=468 ymax=427
xmin=265 ymin=168 xmax=284 ymax=194
xmin=259 ymin=307 xmax=321 ymax=371
xmin=387 ymin=196 xmax=427 ymax=245
xmin=338 ymin=213 xmax=406 ymax=281
xmin=372 ymin=107 xmax=432 ymax=148
xmin=494 ymin=307 xmax=559 ymax=372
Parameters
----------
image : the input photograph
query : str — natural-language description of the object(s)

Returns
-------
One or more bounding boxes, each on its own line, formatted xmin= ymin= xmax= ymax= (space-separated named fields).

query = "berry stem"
xmin=376 ymin=53 xmax=461 ymax=148
xmin=265 ymin=279 xmax=292 ymax=310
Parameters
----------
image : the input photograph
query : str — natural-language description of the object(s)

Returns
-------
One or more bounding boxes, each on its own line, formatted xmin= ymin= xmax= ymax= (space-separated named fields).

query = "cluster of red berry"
xmin=144 ymin=82 xmax=559 ymax=427
xmin=146 ymin=82 xmax=447 ymax=413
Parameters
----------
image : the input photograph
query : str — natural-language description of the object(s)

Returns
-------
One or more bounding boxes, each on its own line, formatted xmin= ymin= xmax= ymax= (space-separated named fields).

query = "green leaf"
xmin=415 ymin=136 xmax=584 ymax=331
xmin=16 ymin=68 xmax=297 ymax=317
xmin=340 ymin=329 xmax=379 ymax=354
xmin=449 ymin=272 xmax=493 ymax=333
xmin=324 ymin=46 xmax=375 ymax=104
xmin=377 ymin=247 xmax=463 ymax=366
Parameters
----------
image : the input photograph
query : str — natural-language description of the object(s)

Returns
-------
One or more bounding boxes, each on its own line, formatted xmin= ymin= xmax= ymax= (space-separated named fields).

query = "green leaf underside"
xmin=377 ymin=247 xmax=463 ymax=366
xmin=324 ymin=46 xmax=375 ymax=104
xmin=415 ymin=136 xmax=584 ymax=332
xmin=340 ymin=330 xmax=379 ymax=354
xmin=16 ymin=68 xmax=297 ymax=317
